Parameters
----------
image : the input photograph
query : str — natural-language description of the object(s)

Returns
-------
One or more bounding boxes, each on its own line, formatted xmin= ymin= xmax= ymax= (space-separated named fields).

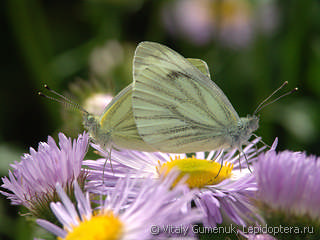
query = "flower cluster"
xmin=37 ymin=172 xmax=203 ymax=240
xmin=1 ymin=132 xmax=89 ymax=221
xmin=162 ymin=0 xmax=278 ymax=48
xmin=253 ymin=148 xmax=320 ymax=239
xmin=84 ymin=137 xmax=267 ymax=228
xmin=1 ymin=131 xmax=319 ymax=239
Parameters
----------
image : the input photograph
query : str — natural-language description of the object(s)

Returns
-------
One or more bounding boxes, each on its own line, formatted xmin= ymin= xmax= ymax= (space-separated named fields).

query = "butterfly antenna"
xmin=253 ymin=81 xmax=288 ymax=115
xmin=254 ymin=87 xmax=298 ymax=114
xmin=38 ymin=92 xmax=67 ymax=106
xmin=38 ymin=92 xmax=81 ymax=112
xmin=38 ymin=84 xmax=89 ymax=114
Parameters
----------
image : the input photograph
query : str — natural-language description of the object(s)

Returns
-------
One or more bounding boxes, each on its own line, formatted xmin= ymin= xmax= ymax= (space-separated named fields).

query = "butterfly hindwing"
xmin=99 ymin=84 xmax=155 ymax=151
xmin=186 ymin=58 xmax=211 ymax=79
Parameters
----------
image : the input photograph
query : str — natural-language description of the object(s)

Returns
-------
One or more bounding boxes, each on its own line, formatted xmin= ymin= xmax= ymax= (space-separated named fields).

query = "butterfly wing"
xmin=132 ymin=41 xmax=240 ymax=153
xmin=99 ymin=84 xmax=155 ymax=152
xmin=186 ymin=58 xmax=211 ymax=79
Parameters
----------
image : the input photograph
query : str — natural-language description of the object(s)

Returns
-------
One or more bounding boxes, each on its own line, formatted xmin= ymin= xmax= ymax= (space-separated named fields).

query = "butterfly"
xmin=131 ymin=42 xmax=295 ymax=155
xmin=41 ymin=41 xmax=295 ymax=167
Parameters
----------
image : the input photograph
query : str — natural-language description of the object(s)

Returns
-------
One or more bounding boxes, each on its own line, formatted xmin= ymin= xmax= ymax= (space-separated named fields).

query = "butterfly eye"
xmin=88 ymin=116 xmax=95 ymax=122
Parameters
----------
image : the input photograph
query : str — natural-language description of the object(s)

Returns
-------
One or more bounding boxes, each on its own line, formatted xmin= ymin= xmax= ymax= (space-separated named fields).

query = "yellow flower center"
xmin=157 ymin=156 xmax=233 ymax=189
xmin=62 ymin=211 xmax=123 ymax=240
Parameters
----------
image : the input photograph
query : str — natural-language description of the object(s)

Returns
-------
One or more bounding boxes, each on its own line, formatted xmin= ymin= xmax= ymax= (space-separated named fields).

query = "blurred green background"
xmin=0 ymin=0 xmax=319 ymax=239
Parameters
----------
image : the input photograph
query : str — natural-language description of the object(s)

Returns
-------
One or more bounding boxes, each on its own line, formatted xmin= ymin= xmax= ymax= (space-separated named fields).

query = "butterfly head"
xmin=239 ymin=115 xmax=260 ymax=140
xmin=83 ymin=113 xmax=100 ymax=137
xmin=245 ymin=115 xmax=259 ymax=132
xmin=228 ymin=115 xmax=260 ymax=149
xmin=83 ymin=112 xmax=112 ymax=150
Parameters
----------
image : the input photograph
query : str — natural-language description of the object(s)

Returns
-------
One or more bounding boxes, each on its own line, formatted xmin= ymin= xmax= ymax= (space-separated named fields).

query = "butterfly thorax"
xmin=83 ymin=113 xmax=111 ymax=148
xmin=228 ymin=115 xmax=259 ymax=148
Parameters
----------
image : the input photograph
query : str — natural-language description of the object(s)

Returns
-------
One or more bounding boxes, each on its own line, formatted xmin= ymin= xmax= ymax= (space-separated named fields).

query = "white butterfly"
xmin=132 ymin=41 xmax=260 ymax=154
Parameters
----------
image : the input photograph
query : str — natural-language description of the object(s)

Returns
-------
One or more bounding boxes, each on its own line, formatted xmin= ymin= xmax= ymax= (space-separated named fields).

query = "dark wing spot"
xmin=166 ymin=71 xmax=192 ymax=81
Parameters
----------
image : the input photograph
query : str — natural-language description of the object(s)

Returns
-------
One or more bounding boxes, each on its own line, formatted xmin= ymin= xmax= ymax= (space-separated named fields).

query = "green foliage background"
xmin=0 ymin=0 xmax=319 ymax=239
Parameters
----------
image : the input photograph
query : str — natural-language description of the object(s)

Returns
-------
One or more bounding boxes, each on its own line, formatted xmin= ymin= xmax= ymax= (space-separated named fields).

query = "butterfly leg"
xmin=101 ymin=144 xmax=114 ymax=194
xmin=214 ymin=149 xmax=225 ymax=178
xmin=108 ymin=147 xmax=114 ymax=173
xmin=240 ymin=146 xmax=252 ymax=172
xmin=252 ymin=133 xmax=270 ymax=149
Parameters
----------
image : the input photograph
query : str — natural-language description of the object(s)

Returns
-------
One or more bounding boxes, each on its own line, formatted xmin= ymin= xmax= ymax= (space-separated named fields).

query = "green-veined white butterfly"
xmin=132 ymin=41 xmax=296 ymax=155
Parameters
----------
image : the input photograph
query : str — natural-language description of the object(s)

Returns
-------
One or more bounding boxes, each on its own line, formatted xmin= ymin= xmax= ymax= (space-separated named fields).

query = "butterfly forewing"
xmin=132 ymin=42 xmax=240 ymax=153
